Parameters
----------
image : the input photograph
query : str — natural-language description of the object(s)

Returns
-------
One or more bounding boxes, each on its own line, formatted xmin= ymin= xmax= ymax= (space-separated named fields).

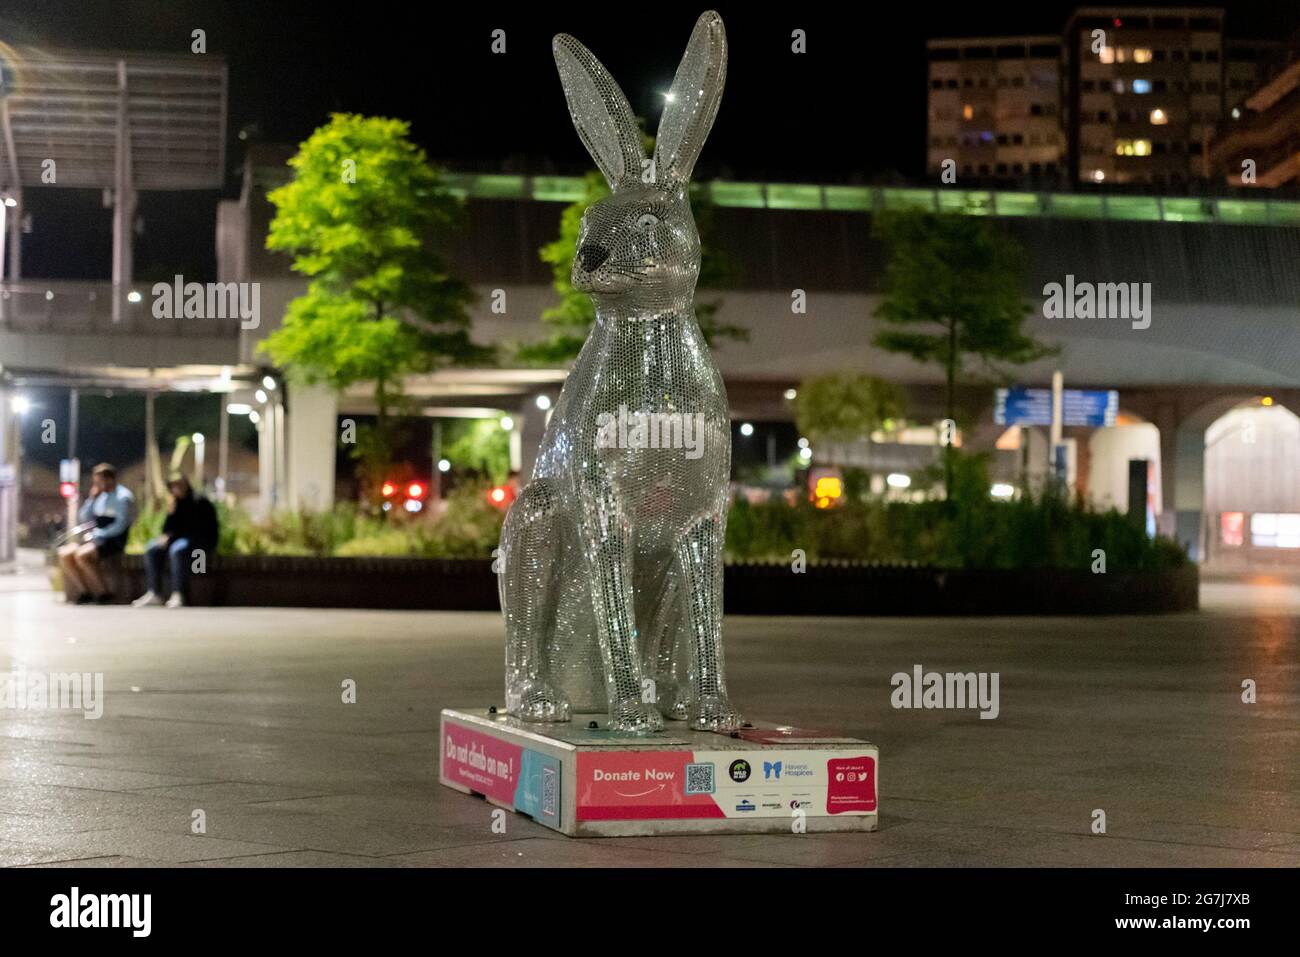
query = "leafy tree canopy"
xmin=794 ymin=374 xmax=907 ymax=445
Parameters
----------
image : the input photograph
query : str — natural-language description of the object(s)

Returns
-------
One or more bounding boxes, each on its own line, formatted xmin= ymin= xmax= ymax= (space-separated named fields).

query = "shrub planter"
xmin=118 ymin=555 xmax=1198 ymax=615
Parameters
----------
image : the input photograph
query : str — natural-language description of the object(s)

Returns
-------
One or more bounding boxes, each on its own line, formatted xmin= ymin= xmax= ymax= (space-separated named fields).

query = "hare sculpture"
xmin=499 ymin=11 xmax=741 ymax=734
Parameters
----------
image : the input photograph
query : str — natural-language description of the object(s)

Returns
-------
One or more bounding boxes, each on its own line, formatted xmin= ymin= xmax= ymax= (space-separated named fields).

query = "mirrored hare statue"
xmin=499 ymin=11 xmax=742 ymax=735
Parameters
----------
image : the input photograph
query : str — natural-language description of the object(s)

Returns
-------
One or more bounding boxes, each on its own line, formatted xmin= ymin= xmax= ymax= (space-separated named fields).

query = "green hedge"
xmin=129 ymin=463 xmax=1185 ymax=572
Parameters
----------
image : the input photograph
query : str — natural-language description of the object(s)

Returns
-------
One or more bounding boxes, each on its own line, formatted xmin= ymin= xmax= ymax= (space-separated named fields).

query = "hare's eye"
xmin=635 ymin=213 xmax=660 ymax=231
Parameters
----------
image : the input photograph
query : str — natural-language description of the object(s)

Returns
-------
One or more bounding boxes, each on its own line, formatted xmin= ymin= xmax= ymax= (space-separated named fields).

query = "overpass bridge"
xmin=5 ymin=145 xmax=1300 ymax=565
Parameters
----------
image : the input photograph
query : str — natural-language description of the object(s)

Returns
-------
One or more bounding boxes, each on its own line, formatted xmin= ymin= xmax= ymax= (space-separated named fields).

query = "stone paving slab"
xmin=0 ymin=573 xmax=1296 ymax=867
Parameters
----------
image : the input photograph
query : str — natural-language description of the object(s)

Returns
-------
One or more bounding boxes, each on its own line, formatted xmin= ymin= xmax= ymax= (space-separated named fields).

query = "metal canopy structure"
xmin=0 ymin=44 xmax=227 ymax=317
xmin=0 ymin=45 xmax=226 ymax=191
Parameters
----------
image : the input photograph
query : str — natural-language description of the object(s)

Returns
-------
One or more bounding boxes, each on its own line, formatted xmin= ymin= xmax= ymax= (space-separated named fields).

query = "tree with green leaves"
xmin=259 ymin=113 xmax=485 ymax=488
xmin=518 ymin=166 xmax=744 ymax=365
xmin=872 ymin=209 xmax=1054 ymax=498
xmin=442 ymin=418 xmax=511 ymax=485
xmin=794 ymin=373 xmax=907 ymax=449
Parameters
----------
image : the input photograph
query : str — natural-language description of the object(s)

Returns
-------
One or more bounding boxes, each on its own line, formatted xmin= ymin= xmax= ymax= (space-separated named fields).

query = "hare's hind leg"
xmin=675 ymin=513 xmax=743 ymax=731
xmin=501 ymin=480 xmax=571 ymax=722
xmin=636 ymin=557 xmax=691 ymax=722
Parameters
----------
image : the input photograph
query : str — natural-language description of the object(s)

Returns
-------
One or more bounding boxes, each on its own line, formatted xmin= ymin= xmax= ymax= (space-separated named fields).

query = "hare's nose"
xmin=578 ymin=244 xmax=609 ymax=271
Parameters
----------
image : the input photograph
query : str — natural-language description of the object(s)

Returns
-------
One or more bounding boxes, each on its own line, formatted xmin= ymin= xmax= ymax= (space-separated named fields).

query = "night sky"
xmin=1 ymin=0 xmax=1296 ymax=280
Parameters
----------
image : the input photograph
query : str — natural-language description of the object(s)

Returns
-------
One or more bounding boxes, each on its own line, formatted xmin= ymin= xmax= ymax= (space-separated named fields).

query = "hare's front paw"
xmin=609 ymin=697 xmax=664 ymax=734
xmin=652 ymin=676 xmax=690 ymax=721
xmin=690 ymin=694 xmax=743 ymax=732
xmin=511 ymin=679 xmax=571 ymax=723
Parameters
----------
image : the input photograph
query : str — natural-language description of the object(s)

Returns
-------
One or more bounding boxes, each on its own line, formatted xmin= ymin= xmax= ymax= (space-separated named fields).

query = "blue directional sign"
xmin=995 ymin=387 xmax=1118 ymax=427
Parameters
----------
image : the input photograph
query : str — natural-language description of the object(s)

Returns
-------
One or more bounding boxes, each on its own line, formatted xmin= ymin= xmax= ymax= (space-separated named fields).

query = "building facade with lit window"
xmin=926 ymin=36 xmax=1064 ymax=185
xmin=1065 ymin=7 xmax=1229 ymax=186
xmin=927 ymin=7 xmax=1286 ymax=188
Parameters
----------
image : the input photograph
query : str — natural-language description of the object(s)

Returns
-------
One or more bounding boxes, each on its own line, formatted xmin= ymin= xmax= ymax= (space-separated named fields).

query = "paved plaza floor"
xmin=0 ymin=558 xmax=1296 ymax=868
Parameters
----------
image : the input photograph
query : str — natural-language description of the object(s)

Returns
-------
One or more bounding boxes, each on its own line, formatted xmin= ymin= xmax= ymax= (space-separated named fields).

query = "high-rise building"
xmin=1207 ymin=33 xmax=1300 ymax=187
xmin=926 ymin=36 xmax=1064 ymax=184
xmin=1064 ymin=7 xmax=1225 ymax=187
xmin=1223 ymin=38 xmax=1288 ymax=113
xmin=927 ymin=7 xmax=1286 ymax=188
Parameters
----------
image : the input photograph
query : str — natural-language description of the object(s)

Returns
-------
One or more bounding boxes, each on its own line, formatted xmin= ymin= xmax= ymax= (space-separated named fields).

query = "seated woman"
xmin=132 ymin=475 xmax=219 ymax=608
xmin=58 ymin=463 xmax=135 ymax=604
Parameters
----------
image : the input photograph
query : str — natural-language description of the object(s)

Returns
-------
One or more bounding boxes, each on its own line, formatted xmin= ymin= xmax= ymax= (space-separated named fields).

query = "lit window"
xmin=1132 ymin=48 xmax=1153 ymax=63
xmin=1250 ymin=513 xmax=1300 ymax=549
xmin=1113 ymin=79 xmax=1126 ymax=93
xmin=1131 ymin=79 xmax=1151 ymax=94
xmin=1098 ymin=46 xmax=1115 ymax=64
xmin=1220 ymin=512 xmax=1244 ymax=547
xmin=962 ymin=104 xmax=973 ymax=120
xmin=1114 ymin=139 xmax=1152 ymax=157
xmin=1150 ymin=108 xmax=1168 ymax=125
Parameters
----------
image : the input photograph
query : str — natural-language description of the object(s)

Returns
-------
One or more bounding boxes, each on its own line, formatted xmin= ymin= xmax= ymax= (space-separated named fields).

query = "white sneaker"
xmin=165 ymin=593 xmax=186 ymax=609
xmin=132 ymin=591 xmax=164 ymax=607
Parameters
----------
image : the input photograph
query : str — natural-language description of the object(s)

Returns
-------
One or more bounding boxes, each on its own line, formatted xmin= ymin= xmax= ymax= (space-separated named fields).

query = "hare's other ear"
xmin=553 ymin=33 xmax=645 ymax=190
xmin=655 ymin=10 xmax=727 ymax=185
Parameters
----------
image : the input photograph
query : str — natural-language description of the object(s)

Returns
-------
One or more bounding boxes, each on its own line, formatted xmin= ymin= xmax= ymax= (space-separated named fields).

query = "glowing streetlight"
xmin=535 ymin=395 xmax=552 ymax=411
xmin=739 ymin=422 xmax=754 ymax=437
xmin=500 ymin=416 xmax=514 ymax=431
xmin=10 ymin=395 xmax=31 ymax=415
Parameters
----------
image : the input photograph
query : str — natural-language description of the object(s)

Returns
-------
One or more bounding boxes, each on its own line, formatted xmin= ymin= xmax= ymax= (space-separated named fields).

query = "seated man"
xmin=58 ymin=463 xmax=135 ymax=604
xmin=133 ymin=475 xmax=219 ymax=608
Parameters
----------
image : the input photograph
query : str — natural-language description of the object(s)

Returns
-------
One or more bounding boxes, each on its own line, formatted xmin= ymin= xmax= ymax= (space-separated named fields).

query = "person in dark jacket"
xmin=132 ymin=475 xmax=219 ymax=608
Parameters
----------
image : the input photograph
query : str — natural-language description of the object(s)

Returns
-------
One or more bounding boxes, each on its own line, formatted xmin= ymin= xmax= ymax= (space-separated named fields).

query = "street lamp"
xmin=262 ymin=375 xmax=277 ymax=391
xmin=500 ymin=416 xmax=514 ymax=431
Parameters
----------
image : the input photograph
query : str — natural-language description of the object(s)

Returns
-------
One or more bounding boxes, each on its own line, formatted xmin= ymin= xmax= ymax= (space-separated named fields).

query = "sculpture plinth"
xmin=439 ymin=708 xmax=878 ymax=837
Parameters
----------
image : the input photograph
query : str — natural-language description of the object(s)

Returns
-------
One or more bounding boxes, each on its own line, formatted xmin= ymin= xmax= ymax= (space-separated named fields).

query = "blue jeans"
xmin=145 ymin=537 xmax=192 ymax=598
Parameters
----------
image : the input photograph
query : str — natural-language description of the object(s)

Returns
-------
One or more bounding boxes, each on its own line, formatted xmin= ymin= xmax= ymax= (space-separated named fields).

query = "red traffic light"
xmin=59 ymin=481 xmax=77 ymax=499
xmin=487 ymin=485 xmax=515 ymax=509
xmin=407 ymin=482 xmax=425 ymax=499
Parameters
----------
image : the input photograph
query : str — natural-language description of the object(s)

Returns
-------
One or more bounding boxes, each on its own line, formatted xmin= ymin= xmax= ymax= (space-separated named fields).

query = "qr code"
xmin=542 ymin=766 xmax=558 ymax=817
xmin=685 ymin=763 xmax=715 ymax=795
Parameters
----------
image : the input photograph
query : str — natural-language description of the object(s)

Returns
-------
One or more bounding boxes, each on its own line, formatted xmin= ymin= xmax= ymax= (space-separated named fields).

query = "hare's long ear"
xmin=654 ymin=11 xmax=727 ymax=185
xmin=553 ymin=33 xmax=645 ymax=190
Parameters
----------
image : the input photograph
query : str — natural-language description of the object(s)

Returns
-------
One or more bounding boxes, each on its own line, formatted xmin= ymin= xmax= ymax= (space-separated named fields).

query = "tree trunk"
xmin=945 ymin=319 xmax=957 ymax=502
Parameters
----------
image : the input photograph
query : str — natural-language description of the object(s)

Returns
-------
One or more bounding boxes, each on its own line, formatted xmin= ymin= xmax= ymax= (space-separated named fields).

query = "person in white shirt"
xmin=58 ymin=462 xmax=136 ymax=604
